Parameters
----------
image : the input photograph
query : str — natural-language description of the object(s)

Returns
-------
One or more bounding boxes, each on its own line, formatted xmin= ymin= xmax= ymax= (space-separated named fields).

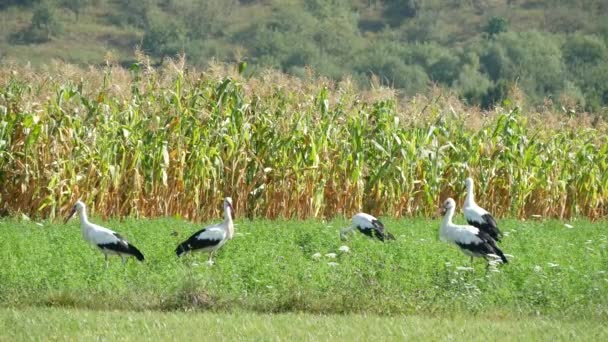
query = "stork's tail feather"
xmin=493 ymin=246 xmax=508 ymax=264
xmin=175 ymin=243 xmax=189 ymax=257
xmin=128 ymin=244 xmax=145 ymax=261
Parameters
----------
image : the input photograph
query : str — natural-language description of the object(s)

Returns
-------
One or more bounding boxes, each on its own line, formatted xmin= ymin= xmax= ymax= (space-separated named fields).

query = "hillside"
xmin=1 ymin=0 xmax=607 ymax=112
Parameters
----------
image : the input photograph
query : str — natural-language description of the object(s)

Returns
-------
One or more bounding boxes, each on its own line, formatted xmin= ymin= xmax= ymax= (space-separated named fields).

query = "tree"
xmin=61 ymin=0 xmax=90 ymax=21
xmin=0 ymin=0 xmax=41 ymax=9
xmin=27 ymin=1 xmax=62 ymax=42
xmin=483 ymin=16 xmax=508 ymax=38
xmin=480 ymin=31 xmax=565 ymax=106
xmin=562 ymin=34 xmax=607 ymax=67
xmin=142 ymin=19 xmax=186 ymax=59
xmin=428 ymin=55 xmax=461 ymax=85
xmin=383 ymin=0 xmax=420 ymax=27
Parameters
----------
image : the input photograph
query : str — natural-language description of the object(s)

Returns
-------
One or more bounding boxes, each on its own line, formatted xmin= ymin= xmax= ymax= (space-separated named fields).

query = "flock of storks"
xmin=64 ymin=177 xmax=508 ymax=268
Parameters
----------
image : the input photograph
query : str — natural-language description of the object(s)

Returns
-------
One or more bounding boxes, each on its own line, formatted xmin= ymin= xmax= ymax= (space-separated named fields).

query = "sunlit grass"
xmin=2 ymin=306 xmax=607 ymax=341
xmin=1 ymin=217 xmax=606 ymax=319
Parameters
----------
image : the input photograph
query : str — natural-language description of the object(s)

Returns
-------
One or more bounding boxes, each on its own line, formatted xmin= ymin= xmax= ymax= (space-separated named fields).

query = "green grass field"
xmin=1 ymin=216 xmax=607 ymax=339
xmin=2 ymin=307 xmax=607 ymax=341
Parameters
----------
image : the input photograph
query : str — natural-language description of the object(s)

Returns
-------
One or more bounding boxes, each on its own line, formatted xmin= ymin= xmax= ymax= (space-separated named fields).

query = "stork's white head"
xmin=224 ymin=197 xmax=235 ymax=220
xmin=440 ymin=198 xmax=456 ymax=215
xmin=65 ymin=200 xmax=85 ymax=223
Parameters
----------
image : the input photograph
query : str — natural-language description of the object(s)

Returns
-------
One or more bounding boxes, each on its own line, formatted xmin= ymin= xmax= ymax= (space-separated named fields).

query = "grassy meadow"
xmin=1 ymin=216 xmax=606 ymax=319
xmin=1 ymin=61 xmax=608 ymax=338
xmin=2 ymin=307 xmax=607 ymax=341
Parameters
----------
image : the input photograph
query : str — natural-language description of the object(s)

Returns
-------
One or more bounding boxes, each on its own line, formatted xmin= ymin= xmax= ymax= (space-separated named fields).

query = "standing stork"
xmin=439 ymin=198 xmax=507 ymax=265
xmin=464 ymin=177 xmax=502 ymax=242
xmin=65 ymin=200 xmax=145 ymax=266
xmin=340 ymin=213 xmax=395 ymax=242
xmin=175 ymin=197 xmax=235 ymax=265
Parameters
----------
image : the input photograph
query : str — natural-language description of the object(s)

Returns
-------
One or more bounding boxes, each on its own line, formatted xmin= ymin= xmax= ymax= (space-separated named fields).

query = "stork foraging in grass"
xmin=464 ymin=177 xmax=502 ymax=242
xmin=65 ymin=200 xmax=145 ymax=266
xmin=439 ymin=198 xmax=508 ymax=265
xmin=340 ymin=213 xmax=395 ymax=242
xmin=175 ymin=197 xmax=235 ymax=265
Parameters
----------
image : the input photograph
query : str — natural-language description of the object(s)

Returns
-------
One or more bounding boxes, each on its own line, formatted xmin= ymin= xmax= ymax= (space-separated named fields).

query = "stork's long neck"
xmin=224 ymin=206 xmax=234 ymax=239
xmin=78 ymin=207 xmax=91 ymax=231
xmin=442 ymin=206 xmax=454 ymax=228
xmin=440 ymin=206 xmax=455 ymax=241
xmin=465 ymin=183 xmax=475 ymax=206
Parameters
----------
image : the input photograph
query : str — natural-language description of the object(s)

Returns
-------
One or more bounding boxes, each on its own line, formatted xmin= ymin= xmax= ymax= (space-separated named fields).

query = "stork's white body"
xmin=175 ymin=197 xmax=235 ymax=265
xmin=440 ymin=198 xmax=507 ymax=264
xmin=65 ymin=201 xmax=144 ymax=265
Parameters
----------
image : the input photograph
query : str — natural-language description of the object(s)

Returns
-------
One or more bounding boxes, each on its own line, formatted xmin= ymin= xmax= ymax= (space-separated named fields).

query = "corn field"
xmin=0 ymin=60 xmax=607 ymax=221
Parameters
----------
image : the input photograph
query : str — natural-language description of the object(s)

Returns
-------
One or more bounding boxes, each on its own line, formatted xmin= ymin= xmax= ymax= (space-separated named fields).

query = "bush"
xmin=483 ymin=16 xmax=509 ymax=37
xmin=10 ymin=1 xmax=62 ymax=43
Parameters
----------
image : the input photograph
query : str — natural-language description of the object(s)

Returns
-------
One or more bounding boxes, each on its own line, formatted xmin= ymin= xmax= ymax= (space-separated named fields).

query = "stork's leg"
xmin=340 ymin=226 xmax=354 ymax=241
xmin=105 ymin=254 xmax=109 ymax=268
xmin=121 ymin=256 xmax=126 ymax=265
xmin=207 ymin=251 xmax=215 ymax=266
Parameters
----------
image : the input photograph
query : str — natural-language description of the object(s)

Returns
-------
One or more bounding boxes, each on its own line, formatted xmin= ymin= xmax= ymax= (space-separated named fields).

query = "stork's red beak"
xmin=64 ymin=207 xmax=76 ymax=224
xmin=229 ymin=203 xmax=235 ymax=220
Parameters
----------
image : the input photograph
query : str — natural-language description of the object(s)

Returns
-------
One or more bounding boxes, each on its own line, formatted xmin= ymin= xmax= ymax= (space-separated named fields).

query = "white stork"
xmin=175 ymin=197 xmax=235 ymax=265
xmin=439 ymin=198 xmax=507 ymax=265
xmin=65 ymin=200 xmax=145 ymax=266
xmin=340 ymin=212 xmax=395 ymax=242
xmin=463 ymin=177 xmax=502 ymax=242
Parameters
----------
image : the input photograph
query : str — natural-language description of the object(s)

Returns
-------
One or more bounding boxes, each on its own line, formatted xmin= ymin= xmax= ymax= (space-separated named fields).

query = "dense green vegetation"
xmin=2 ymin=307 xmax=607 ymax=340
xmin=1 ymin=0 xmax=607 ymax=111
xmin=1 ymin=63 xmax=607 ymax=221
xmin=1 ymin=217 xmax=607 ymax=318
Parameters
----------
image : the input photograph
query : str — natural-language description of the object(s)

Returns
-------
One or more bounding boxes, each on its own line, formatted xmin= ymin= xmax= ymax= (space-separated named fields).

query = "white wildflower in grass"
xmin=564 ymin=223 xmax=574 ymax=229
xmin=312 ymin=253 xmax=322 ymax=259
xmin=487 ymin=260 xmax=501 ymax=272
xmin=503 ymin=231 xmax=510 ymax=237
xmin=534 ymin=265 xmax=542 ymax=272
xmin=486 ymin=253 xmax=501 ymax=261
xmin=445 ymin=262 xmax=452 ymax=267
xmin=456 ymin=266 xmax=474 ymax=272
xmin=327 ymin=262 xmax=339 ymax=267
xmin=325 ymin=253 xmax=337 ymax=258
xmin=547 ymin=262 xmax=559 ymax=268
xmin=338 ymin=245 xmax=350 ymax=253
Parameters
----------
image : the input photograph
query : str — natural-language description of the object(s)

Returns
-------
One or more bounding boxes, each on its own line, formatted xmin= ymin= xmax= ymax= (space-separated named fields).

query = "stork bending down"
xmin=340 ymin=213 xmax=395 ymax=242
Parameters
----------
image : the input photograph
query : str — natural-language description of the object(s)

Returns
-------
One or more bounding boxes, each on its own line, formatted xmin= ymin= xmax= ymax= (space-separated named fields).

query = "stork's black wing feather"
xmin=97 ymin=233 xmax=145 ymax=261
